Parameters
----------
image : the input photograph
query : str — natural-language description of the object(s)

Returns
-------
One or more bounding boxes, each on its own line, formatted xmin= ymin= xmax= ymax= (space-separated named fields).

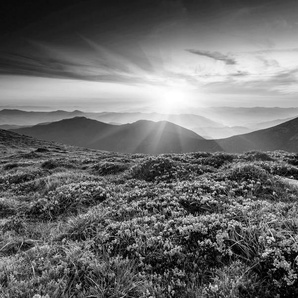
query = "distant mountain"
xmin=0 ymin=109 xmax=84 ymax=126
xmin=196 ymin=107 xmax=298 ymax=127
xmin=0 ymin=109 xmax=222 ymax=129
xmin=217 ymin=117 xmax=298 ymax=153
xmin=251 ymin=117 xmax=296 ymax=130
xmin=12 ymin=117 xmax=221 ymax=154
xmin=3 ymin=107 xmax=298 ymax=139
xmin=90 ymin=112 xmax=223 ymax=127
xmin=197 ymin=126 xmax=251 ymax=139
xmin=0 ymin=124 xmax=28 ymax=130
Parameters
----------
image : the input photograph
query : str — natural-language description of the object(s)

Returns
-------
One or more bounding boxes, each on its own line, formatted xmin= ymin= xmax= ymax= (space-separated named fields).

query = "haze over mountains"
xmin=2 ymin=107 xmax=298 ymax=139
xmin=10 ymin=114 xmax=298 ymax=154
xmin=12 ymin=117 xmax=221 ymax=154
xmin=217 ymin=117 xmax=298 ymax=153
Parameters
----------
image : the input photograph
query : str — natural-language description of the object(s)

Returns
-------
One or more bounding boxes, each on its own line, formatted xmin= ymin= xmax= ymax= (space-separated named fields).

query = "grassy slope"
xmin=1 ymin=138 xmax=298 ymax=297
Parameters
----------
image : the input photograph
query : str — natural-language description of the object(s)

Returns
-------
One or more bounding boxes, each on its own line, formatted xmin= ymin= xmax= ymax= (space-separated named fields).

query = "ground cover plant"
xmin=1 ymin=142 xmax=298 ymax=297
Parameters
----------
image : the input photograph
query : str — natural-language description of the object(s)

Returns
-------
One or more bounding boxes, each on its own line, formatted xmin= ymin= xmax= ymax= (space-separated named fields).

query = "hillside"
xmin=0 ymin=128 xmax=60 ymax=153
xmin=0 ymin=109 xmax=228 ymax=137
xmin=217 ymin=116 xmax=298 ymax=153
xmin=0 ymin=109 xmax=222 ymax=128
xmin=1 ymin=131 xmax=298 ymax=297
xmin=199 ymin=107 xmax=298 ymax=126
xmin=0 ymin=109 xmax=84 ymax=126
xmin=4 ymin=108 xmax=298 ymax=139
xmin=12 ymin=115 xmax=298 ymax=154
xmin=12 ymin=117 xmax=222 ymax=154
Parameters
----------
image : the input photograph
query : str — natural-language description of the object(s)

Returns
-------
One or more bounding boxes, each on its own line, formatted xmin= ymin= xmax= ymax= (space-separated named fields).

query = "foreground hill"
xmin=217 ymin=116 xmax=298 ymax=153
xmin=0 ymin=128 xmax=60 ymax=153
xmin=12 ymin=117 xmax=222 ymax=154
xmin=1 ymin=131 xmax=298 ymax=297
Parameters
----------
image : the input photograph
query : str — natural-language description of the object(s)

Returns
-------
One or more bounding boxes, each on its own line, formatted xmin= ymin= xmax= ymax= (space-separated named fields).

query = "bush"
xmin=228 ymin=163 xmax=270 ymax=182
xmin=1 ymin=216 xmax=25 ymax=234
xmin=26 ymin=182 xmax=109 ymax=219
xmin=3 ymin=163 xmax=18 ymax=170
xmin=41 ymin=160 xmax=75 ymax=170
xmin=0 ymin=243 xmax=146 ymax=298
xmin=200 ymin=153 xmax=235 ymax=168
xmin=93 ymin=161 xmax=129 ymax=175
xmin=35 ymin=147 xmax=50 ymax=153
xmin=0 ymin=198 xmax=20 ymax=218
xmin=243 ymin=151 xmax=274 ymax=162
xmin=130 ymin=156 xmax=177 ymax=182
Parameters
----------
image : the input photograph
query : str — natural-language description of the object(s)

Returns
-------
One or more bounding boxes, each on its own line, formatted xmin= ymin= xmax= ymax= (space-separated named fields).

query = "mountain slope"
xmin=217 ymin=116 xmax=298 ymax=153
xmin=0 ymin=109 xmax=84 ymax=126
xmin=0 ymin=128 xmax=67 ymax=154
xmin=12 ymin=117 xmax=221 ymax=154
xmin=198 ymin=107 xmax=298 ymax=126
xmin=0 ymin=109 xmax=222 ymax=128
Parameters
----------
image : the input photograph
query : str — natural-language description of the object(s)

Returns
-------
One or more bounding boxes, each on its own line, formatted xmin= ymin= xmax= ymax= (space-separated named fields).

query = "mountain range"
xmin=11 ymin=115 xmax=298 ymax=154
xmin=2 ymin=107 xmax=298 ymax=139
xmin=12 ymin=117 xmax=221 ymax=154
xmin=217 ymin=116 xmax=298 ymax=153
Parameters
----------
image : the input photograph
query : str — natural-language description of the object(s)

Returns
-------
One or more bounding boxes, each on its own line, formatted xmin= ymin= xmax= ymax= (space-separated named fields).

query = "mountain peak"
xmin=12 ymin=117 xmax=219 ymax=154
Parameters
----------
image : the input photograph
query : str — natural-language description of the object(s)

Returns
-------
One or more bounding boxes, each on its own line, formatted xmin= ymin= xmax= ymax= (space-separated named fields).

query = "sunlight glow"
xmin=155 ymin=87 xmax=193 ymax=114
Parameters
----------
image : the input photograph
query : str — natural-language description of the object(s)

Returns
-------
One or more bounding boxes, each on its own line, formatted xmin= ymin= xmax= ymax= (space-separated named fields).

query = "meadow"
xmin=1 ymin=142 xmax=298 ymax=297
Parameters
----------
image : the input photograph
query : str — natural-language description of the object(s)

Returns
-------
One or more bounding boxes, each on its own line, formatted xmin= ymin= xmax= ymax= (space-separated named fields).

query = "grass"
xmin=1 ymin=143 xmax=298 ymax=297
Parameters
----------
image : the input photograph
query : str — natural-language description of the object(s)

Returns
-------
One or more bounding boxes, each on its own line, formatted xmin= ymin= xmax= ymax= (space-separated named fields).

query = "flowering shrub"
xmin=27 ymin=181 xmax=111 ymax=219
xmin=41 ymin=159 xmax=76 ymax=170
xmin=198 ymin=152 xmax=235 ymax=168
xmin=92 ymin=161 xmax=129 ymax=175
xmin=3 ymin=163 xmax=19 ymax=170
xmin=243 ymin=151 xmax=274 ymax=162
xmin=130 ymin=156 xmax=178 ymax=182
xmin=0 ymin=243 xmax=145 ymax=298
xmin=2 ymin=149 xmax=298 ymax=297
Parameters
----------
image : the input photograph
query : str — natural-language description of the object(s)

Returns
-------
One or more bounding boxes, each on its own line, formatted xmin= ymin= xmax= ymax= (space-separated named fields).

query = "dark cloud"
xmin=186 ymin=49 xmax=236 ymax=65
xmin=252 ymin=48 xmax=298 ymax=54
xmin=200 ymin=68 xmax=298 ymax=96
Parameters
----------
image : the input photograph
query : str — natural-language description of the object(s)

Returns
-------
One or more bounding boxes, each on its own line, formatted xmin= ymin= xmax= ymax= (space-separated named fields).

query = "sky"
xmin=0 ymin=0 xmax=298 ymax=113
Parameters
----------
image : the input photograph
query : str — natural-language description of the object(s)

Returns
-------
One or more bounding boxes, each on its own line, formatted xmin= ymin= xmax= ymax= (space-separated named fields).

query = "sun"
xmin=157 ymin=88 xmax=189 ymax=114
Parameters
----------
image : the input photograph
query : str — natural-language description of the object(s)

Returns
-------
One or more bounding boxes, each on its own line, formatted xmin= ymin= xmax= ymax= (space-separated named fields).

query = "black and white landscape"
xmin=1 ymin=1 xmax=298 ymax=297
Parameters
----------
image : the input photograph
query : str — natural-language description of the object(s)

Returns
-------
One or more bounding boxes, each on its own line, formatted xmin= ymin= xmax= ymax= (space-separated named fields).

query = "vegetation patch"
xmin=92 ymin=161 xmax=130 ymax=175
xmin=1 ymin=148 xmax=298 ymax=297
xmin=243 ymin=151 xmax=274 ymax=162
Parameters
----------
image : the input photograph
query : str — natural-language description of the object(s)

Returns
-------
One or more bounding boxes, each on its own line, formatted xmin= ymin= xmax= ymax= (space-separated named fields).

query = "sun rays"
xmin=148 ymin=86 xmax=199 ymax=114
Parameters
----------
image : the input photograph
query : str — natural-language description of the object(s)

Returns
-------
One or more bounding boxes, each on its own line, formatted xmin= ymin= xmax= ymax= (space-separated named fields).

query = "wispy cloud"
xmin=0 ymin=39 xmax=158 ymax=85
xmin=186 ymin=49 xmax=236 ymax=65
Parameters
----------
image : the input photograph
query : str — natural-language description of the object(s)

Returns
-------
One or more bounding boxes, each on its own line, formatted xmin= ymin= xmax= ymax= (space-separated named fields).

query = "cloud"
xmin=186 ymin=49 xmax=236 ymax=65
xmin=0 ymin=38 xmax=159 ymax=86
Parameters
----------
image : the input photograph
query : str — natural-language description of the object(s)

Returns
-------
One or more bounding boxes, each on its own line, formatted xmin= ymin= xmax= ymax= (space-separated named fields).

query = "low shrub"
xmin=228 ymin=163 xmax=270 ymax=182
xmin=41 ymin=159 xmax=75 ymax=170
xmin=26 ymin=182 xmax=110 ymax=219
xmin=1 ymin=216 xmax=25 ymax=234
xmin=0 ymin=198 xmax=20 ymax=218
xmin=0 ymin=243 xmax=146 ymax=298
xmin=93 ymin=161 xmax=129 ymax=175
xmin=35 ymin=147 xmax=50 ymax=153
xmin=243 ymin=151 xmax=274 ymax=162
xmin=3 ymin=163 xmax=18 ymax=170
xmin=199 ymin=153 xmax=235 ymax=168
xmin=130 ymin=156 xmax=177 ymax=182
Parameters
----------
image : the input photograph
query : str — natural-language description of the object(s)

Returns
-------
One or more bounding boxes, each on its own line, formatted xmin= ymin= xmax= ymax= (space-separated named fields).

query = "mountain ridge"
xmin=217 ymin=116 xmax=298 ymax=153
xmin=12 ymin=117 xmax=221 ymax=154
